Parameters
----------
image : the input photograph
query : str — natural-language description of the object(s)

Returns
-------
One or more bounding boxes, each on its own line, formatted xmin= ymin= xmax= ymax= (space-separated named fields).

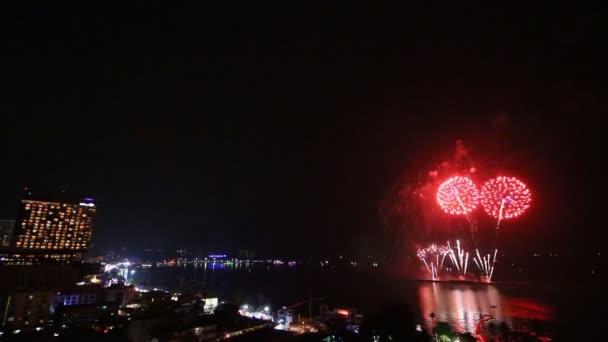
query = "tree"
xmin=486 ymin=322 xmax=498 ymax=340
xmin=498 ymin=321 xmax=511 ymax=340
xmin=432 ymin=322 xmax=454 ymax=342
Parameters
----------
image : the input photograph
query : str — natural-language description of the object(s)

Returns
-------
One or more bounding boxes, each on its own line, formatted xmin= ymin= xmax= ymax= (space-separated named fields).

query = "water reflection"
xmin=418 ymin=282 xmax=512 ymax=333
xmin=132 ymin=265 xmax=554 ymax=334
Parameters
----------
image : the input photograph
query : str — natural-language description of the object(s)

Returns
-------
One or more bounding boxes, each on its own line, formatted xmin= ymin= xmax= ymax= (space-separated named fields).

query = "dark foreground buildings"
xmin=0 ymin=220 xmax=15 ymax=248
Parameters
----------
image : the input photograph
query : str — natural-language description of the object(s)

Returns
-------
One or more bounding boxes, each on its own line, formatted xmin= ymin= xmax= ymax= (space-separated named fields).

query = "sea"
xmin=130 ymin=259 xmax=602 ymax=339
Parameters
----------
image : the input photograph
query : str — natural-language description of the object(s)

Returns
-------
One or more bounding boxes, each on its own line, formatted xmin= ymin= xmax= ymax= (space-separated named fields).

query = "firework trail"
xmin=417 ymin=248 xmax=430 ymax=272
xmin=436 ymin=176 xmax=480 ymax=246
xmin=447 ymin=240 xmax=469 ymax=277
xmin=439 ymin=245 xmax=450 ymax=270
xmin=480 ymin=176 xmax=532 ymax=245
xmin=474 ymin=248 xmax=498 ymax=282
xmin=418 ymin=241 xmax=485 ymax=280
xmin=417 ymin=243 xmax=451 ymax=280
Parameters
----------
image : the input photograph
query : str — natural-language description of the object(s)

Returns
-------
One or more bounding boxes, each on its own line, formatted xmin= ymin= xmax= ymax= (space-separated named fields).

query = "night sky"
xmin=1 ymin=4 xmax=603 ymax=257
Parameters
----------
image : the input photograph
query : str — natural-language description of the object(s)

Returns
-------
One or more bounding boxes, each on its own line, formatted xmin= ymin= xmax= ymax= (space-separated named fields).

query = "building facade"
xmin=11 ymin=195 xmax=96 ymax=261
xmin=104 ymin=284 xmax=135 ymax=307
xmin=54 ymin=292 xmax=99 ymax=307
xmin=1 ymin=289 xmax=54 ymax=329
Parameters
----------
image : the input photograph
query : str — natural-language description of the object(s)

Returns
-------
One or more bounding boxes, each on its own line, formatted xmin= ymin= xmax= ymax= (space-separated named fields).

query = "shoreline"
xmin=415 ymin=278 xmax=529 ymax=285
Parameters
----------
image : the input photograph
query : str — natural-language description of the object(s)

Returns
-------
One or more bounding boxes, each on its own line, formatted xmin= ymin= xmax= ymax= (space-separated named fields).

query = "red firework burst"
xmin=436 ymin=176 xmax=480 ymax=215
xmin=480 ymin=176 xmax=532 ymax=220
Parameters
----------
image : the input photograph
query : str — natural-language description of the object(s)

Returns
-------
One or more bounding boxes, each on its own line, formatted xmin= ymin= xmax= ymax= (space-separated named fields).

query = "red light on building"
xmin=336 ymin=309 xmax=349 ymax=317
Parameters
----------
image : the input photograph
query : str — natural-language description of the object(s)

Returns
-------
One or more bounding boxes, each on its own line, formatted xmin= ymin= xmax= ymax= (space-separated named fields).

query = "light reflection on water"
xmin=133 ymin=264 xmax=555 ymax=333
xmin=418 ymin=282 xmax=514 ymax=333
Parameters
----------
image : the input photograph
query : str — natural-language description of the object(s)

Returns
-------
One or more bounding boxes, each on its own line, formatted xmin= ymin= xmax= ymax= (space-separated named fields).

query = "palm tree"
xmin=432 ymin=322 xmax=453 ymax=342
xmin=498 ymin=321 xmax=511 ymax=340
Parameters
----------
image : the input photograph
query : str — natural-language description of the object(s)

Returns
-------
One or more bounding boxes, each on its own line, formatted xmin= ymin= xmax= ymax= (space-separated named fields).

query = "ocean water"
xmin=131 ymin=261 xmax=599 ymax=337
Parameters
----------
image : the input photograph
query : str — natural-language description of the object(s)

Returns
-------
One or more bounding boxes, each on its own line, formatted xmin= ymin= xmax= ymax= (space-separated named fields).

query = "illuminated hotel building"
xmin=11 ymin=195 xmax=96 ymax=261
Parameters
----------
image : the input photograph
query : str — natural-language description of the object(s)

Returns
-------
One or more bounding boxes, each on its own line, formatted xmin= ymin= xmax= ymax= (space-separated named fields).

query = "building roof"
xmin=24 ymin=193 xmax=95 ymax=205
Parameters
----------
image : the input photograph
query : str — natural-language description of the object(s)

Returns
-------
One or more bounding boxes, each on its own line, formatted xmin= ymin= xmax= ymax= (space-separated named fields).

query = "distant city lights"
xmin=239 ymin=304 xmax=273 ymax=321
xmin=208 ymin=254 xmax=227 ymax=259
xmin=336 ymin=309 xmax=350 ymax=317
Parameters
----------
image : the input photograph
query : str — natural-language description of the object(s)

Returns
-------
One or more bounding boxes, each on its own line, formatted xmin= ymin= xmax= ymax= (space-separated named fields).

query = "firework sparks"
xmin=436 ymin=176 xmax=480 ymax=215
xmin=417 ymin=243 xmax=452 ymax=280
xmin=474 ymin=248 xmax=498 ymax=282
xmin=480 ymin=176 xmax=532 ymax=233
xmin=436 ymin=176 xmax=480 ymax=245
xmin=417 ymin=248 xmax=430 ymax=272
xmin=447 ymin=240 xmax=469 ymax=277
xmin=416 ymin=248 xmax=427 ymax=260
xmin=417 ymin=241 xmax=487 ymax=281
xmin=439 ymin=245 xmax=450 ymax=269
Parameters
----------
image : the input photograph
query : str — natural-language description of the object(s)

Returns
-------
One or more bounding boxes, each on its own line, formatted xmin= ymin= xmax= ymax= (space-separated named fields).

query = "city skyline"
xmin=0 ymin=4 xmax=602 ymax=340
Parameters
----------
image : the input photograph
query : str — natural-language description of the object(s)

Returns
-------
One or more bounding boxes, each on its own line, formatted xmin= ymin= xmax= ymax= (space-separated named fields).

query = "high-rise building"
xmin=0 ymin=220 xmax=16 ymax=247
xmin=11 ymin=195 xmax=96 ymax=261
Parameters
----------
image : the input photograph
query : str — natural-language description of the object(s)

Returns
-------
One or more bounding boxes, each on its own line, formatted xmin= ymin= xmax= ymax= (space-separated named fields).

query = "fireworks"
xmin=436 ymin=176 xmax=480 ymax=245
xmin=416 ymin=246 xmax=436 ymax=280
xmin=415 ymin=241 xmax=502 ymax=282
xmin=417 ymin=243 xmax=448 ymax=280
xmin=414 ymin=152 xmax=533 ymax=283
xmin=438 ymin=245 xmax=451 ymax=269
xmin=436 ymin=176 xmax=480 ymax=215
xmin=416 ymin=248 xmax=427 ymax=260
xmin=417 ymin=241 xmax=473 ymax=280
xmin=447 ymin=240 xmax=469 ymax=277
xmin=480 ymin=176 xmax=531 ymax=220
xmin=480 ymin=176 xmax=532 ymax=234
xmin=474 ymin=248 xmax=498 ymax=282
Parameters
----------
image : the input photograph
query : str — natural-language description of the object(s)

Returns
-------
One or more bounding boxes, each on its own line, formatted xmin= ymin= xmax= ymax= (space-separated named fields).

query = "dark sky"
xmin=0 ymin=4 xmax=603 ymax=257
